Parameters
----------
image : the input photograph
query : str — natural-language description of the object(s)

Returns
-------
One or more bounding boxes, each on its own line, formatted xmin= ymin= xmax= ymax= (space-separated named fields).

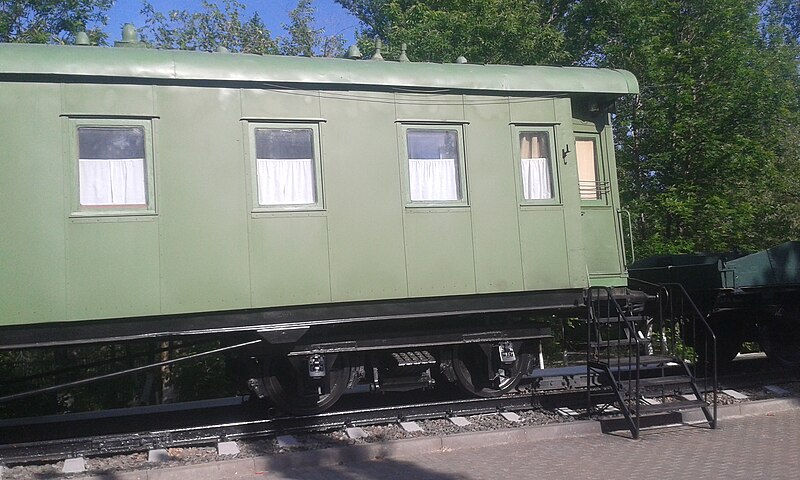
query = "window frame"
xmin=574 ymin=133 xmax=609 ymax=205
xmin=511 ymin=125 xmax=560 ymax=206
xmin=247 ymin=121 xmax=324 ymax=212
xmin=69 ymin=118 xmax=156 ymax=217
xmin=399 ymin=123 xmax=468 ymax=208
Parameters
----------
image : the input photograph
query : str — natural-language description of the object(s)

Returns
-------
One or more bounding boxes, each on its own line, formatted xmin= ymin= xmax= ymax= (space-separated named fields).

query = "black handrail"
xmin=628 ymin=278 xmax=717 ymax=429
xmin=586 ymin=286 xmax=642 ymax=438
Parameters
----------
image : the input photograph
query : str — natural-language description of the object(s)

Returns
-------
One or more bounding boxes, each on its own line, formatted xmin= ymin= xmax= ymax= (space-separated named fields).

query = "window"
xmin=403 ymin=126 xmax=466 ymax=205
xmin=519 ymin=131 xmax=554 ymax=201
xmin=513 ymin=127 xmax=558 ymax=204
xmin=576 ymin=137 xmax=603 ymax=200
xmin=73 ymin=119 xmax=155 ymax=215
xmin=252 ymin=124 xmax=321 ymax=209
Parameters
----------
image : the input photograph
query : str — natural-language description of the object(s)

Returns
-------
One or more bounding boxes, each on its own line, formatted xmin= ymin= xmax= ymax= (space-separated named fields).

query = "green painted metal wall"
xmin=1 ymin=83 xmax=67 ymax=324
xmin=1 ymin=76 xmax=630 ymax=327
xmin=574 ymin=116 xmax=627 ymax=286
xmin=463 ymin=96 xmax=524 ymax=294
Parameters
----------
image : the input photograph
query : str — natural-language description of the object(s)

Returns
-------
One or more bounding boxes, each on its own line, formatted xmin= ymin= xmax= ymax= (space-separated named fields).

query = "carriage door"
xmin=576 ymin=133 xmax=625 ymax=281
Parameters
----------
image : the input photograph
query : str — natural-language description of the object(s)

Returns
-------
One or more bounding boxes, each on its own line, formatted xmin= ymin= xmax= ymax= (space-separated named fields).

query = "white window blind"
xmin=79 ymin=158 xmax=146 ymax=206
xmin=256 ymin=158 xmax=315 ymax=205
xmin=78 ymin=127 xmax=147 ymax=207
xmin=519 ymin=132 xmax=553 ymax=200
xmin=255 ymin=128 xmax=317 ymax=206
xmin=406 ymin=129 xmax=461 ymax=202
xmin=409 ymin=158 xmax=459 ymax=201
xmin=520 ymin=157 xmax=552 ymax=200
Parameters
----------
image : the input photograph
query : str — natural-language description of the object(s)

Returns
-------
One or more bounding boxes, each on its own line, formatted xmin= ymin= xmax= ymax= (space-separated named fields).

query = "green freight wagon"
xmin=629 ymin=241 xmax=800 ymax=366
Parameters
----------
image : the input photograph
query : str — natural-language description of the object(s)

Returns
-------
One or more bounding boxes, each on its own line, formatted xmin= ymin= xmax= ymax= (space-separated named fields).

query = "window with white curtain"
xmin=78 ymin=126 xmax=148 ymax=209
xmin=254 ymin=127 xmax=318 ymax=207
xmin=405 ymin=128 xmax=464 ymax=203
xmin=519 ymin=131 xmax=553 ymax=201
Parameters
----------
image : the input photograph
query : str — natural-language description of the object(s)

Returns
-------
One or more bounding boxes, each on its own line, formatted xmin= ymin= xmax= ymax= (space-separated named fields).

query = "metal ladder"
xmin=584 ymin=284 xmax=718 ymax=439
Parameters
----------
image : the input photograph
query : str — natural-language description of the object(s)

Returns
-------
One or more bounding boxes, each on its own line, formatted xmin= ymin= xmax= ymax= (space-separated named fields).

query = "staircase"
xmin=583 ymin=284 xmax=718 ymax=439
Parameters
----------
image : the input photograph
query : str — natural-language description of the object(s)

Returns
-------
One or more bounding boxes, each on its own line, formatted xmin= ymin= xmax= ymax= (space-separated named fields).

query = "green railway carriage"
xmin=0 ymin=30 xmax=639 ymax=413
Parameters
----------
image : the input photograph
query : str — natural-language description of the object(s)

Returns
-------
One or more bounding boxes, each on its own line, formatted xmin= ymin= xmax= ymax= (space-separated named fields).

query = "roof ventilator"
xmin=345 ymin=44 xmax=363 ymax=60
xmin=398 ymin=43 xmax=410 ymax=62
xmin=74 ymin=31 xmax=90 ymax=46
xmin=115 ymin=23 xmax=145 ymax=48
xmin=371 ymin=37 xmax=384 ymax=61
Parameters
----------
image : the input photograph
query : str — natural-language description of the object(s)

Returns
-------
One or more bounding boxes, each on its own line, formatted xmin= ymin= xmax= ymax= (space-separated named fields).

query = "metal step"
xmin=582 ymin=315 xmax=648 ymax=324
xmin=634 ymin=375 xmax=694 ymax=388
xmin=392 ymin=350 xmax=436 ymax=367
xmin=582 ymin=338 xmax=651 ymax=348
xmin=637 ymin=399 xmax=707 ymax=414
xmin=532 ymin=356 xmax=679 ymax=377
xmin=625 ymin=355 xmax=678 ymax=367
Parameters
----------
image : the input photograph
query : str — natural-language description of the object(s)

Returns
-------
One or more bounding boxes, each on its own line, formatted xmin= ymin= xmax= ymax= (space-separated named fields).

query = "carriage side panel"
xmin=0 ymin=83 xmax=67 ymax=325
xmin=155 ymin=86 xmax=251 ymax=314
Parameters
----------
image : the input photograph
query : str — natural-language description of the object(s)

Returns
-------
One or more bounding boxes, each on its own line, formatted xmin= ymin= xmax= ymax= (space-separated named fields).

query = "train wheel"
xmin=759 ymin=307 xmax=800 ymax=368
xmin=263 ymin=353 xmax=354 ymax=415
xmin=452 ymin=342 xmax=532 ymax=397
xmin=695 ymin=312 xmax=743 ymax=370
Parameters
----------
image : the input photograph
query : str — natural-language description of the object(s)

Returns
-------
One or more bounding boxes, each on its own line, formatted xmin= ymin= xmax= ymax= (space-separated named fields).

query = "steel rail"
xmin=0 ymin=358 xmax=795 ymax=466
xmin=0 ymin=393 xmax=541 ymax=465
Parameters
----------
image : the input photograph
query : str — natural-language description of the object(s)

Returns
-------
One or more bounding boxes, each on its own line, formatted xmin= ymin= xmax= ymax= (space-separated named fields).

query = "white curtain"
xmin=409 ymin=158 xmax=458 ymax=201
xmin=521 ymin=157 xmax=552 ymax=200
xmin=257 ymin=158 xmax=315 ymax=205
xmin=79 ymin=158 xmax=146 ymax=206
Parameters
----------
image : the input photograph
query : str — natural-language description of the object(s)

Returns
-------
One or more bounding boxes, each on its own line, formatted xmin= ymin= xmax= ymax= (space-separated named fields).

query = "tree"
xmin=280 ymin=0 xmax=344 ymax=57
xmin=575 ymin=0 xmax=800 ymax=255
xmin=0 ymin=0 xmax=111 ymax=44
xmin=337 ymin=0 xmax=570 ymax=64
xmin=140 ymin=0 xmax=278 ymax=55
xmin=762 ymin=0 xmax=800 ymax=44
xmin=140 ymin=0 xmax=343 ymax=58
xmin=340 ymin=0 xmax=800 ymax=256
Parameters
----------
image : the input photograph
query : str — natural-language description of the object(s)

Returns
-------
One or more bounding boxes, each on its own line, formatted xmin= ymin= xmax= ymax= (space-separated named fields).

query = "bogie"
xmin=451 ymin=341 xmax=534 ymax=397
xmin=254 ymin=340 xmax=541 ymax=414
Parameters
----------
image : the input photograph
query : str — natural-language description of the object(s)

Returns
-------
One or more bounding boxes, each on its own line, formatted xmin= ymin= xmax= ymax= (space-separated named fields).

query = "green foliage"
xmin=0 ymin=0 xmax=110 ymax=44
xmin=340 ymin=0 xmax=800 ymax=256
xmin=567 ymin=0 xmax=800 ymax=256
xmin=762 ymin=0 xmax=800 ymax=44
xmin=588 ymin=0 xmax=800 ymax=255
xmin=140 ymin=0 xmax=343 ymax=57
xmin=0 ymin=341 xmax=237 ymax=418
xmin=166 ymin=342 xmax=238 ymax=401
xmin=139 ymin=0 xmax=278 ymax=54
xmin=338 ymin=0 xmax=570 ymax=64
xmin=0 ymin=344 xmax=152 ymax=417
xmin=654 ymin=325 xmax=696 ymax=361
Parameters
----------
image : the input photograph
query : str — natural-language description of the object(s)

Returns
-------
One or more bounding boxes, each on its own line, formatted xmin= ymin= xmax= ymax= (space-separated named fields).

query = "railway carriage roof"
xmin=0 ymin=43 xmax=639 ymax=95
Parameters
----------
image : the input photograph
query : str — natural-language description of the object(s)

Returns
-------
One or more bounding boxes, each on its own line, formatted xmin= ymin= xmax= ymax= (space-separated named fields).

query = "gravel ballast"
xmin=2 ymin=380 xmax=799 ymax=480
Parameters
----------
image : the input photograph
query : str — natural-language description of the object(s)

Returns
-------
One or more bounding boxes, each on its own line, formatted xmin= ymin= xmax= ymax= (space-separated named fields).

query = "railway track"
xmin=1 ymin=355 xmax=797 ymax=467
xmin=0 ymin=391 xmax=540 ymax=465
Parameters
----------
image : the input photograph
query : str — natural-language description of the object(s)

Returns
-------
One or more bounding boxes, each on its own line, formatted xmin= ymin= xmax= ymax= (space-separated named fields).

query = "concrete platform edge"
xmin=77 ymin=397 xmax=798 ymax=480
xmin=682 ymin=397 xmax=800 ymax=424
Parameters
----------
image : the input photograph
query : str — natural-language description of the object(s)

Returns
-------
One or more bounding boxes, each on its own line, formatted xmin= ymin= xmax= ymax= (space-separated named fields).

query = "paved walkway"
xmin=249 ymin=408 xmax=800 ymax=480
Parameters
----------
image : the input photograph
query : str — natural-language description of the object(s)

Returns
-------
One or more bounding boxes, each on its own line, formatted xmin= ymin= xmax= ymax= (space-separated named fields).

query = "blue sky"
xmin=105 ymin=0 xmax=360 ymax=44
